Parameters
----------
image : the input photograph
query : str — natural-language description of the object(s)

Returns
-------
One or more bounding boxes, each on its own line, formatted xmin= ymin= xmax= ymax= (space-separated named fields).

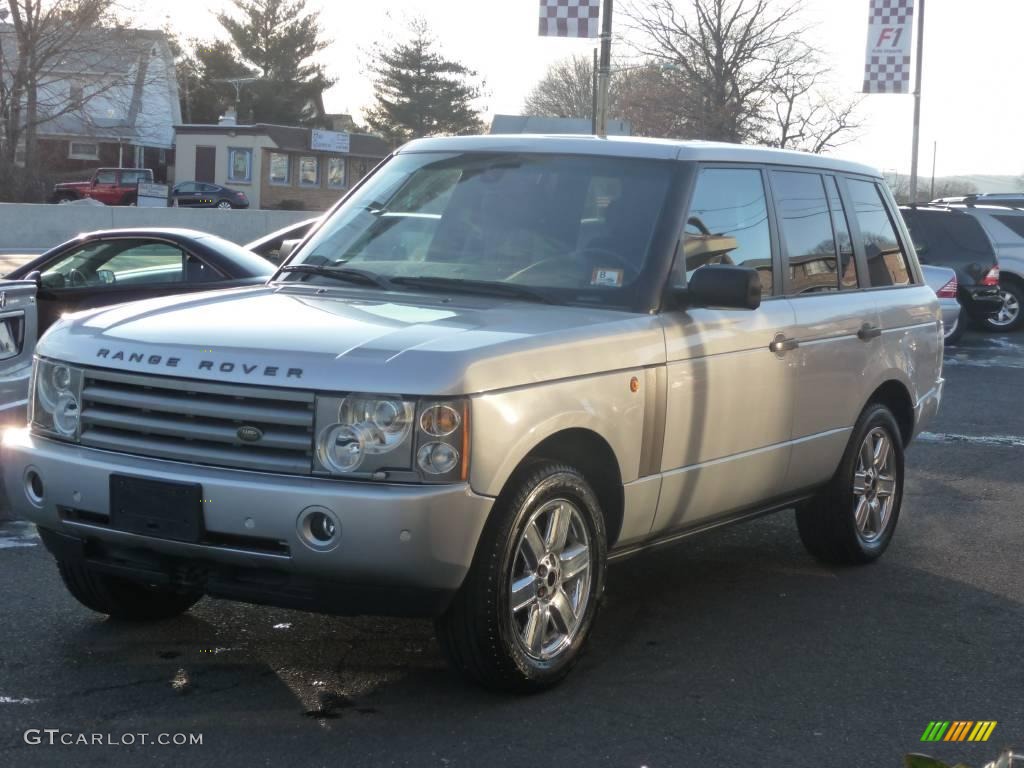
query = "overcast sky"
xmin=139 ymin=0 xmax=1024 ymax=177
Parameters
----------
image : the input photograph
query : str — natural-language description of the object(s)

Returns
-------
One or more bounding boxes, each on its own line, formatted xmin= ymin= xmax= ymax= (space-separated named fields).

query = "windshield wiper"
xmin=278 ymin=264 xmax=392 ymax=289
xmin=389 ymin=276 xmax=556 ymax=305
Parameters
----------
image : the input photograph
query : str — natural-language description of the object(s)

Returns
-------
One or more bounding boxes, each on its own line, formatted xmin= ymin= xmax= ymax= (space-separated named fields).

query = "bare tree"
xmin=523 ymin=54 xmax=609 ymax=120
xmin=624 ymin=0 xmax=861 ymax=151
xmin=767 ymin=44 xmax=863 ymax=154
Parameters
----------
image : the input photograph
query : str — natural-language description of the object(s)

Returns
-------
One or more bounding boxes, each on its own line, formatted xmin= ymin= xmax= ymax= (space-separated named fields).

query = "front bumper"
xmin=1 ymin=428 xmax=493 ymax=616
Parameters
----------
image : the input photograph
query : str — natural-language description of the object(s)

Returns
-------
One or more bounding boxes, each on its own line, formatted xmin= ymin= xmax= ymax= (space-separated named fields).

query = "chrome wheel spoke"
xmin=546 ymin=503 xmax=571 ymax=552
xmin=523 ymin=603 xmax=545 ymax=655
xmin=854 ymin=496 xmax=870 ymax=530
xmin=853 ymin=471 xmax=869 ymax=495
xmin=859 ymin=440 xmax=873 ymax=473
xmin=560 ymin=544 xmax=589 ymax=581
xmin=548 ymin=588 xmax=576 ymax=634
xmin=873 ymin=435 xmax=890 ymax=472
xmin=876 ymin=475 xmax=896 ymax=499
xmin=867 ymin=498 xmax=882 ymax=534
xmin=520 ymin=522 xmax=545 ymax=569
xmin=510 ymin=575 xmax=537 ymax=612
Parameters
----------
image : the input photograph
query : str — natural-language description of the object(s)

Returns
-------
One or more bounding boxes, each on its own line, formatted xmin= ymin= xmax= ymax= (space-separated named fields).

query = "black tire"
xmin=981 ymin=276 xmax=1023 ymax=332
xmin=795 ymin=403 xmax=905 ymax=565
xmin=944 ymin=305 xmax=965 ymax=344
xmin=435 ymin=461 xmax=607 ymax=693
xmin=57 ymin=559 xmax=202 ymax=620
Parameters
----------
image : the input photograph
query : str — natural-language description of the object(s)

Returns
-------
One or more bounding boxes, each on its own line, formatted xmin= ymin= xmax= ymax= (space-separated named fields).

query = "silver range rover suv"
xmin=1 ymin=136 xmax=943 ymax=692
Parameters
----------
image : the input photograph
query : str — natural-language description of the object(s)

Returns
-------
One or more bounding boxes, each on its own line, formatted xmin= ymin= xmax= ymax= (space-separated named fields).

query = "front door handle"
xmin=857 ymin=323 xmax=882 ymax=341
xmin=769 ymin=334 xmax=799 ymax=354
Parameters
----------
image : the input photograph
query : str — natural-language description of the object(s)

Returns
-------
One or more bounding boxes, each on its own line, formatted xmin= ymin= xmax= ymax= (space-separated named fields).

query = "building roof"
xmin=398 ymin=134 xmax=883 ymax=178
xmin=173 ymin=123 xmax=391 ymax=157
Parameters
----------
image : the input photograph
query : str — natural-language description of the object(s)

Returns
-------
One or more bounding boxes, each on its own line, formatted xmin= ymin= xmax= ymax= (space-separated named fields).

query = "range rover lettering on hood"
xmin=95 ymin=349 xmax=302 ymax=379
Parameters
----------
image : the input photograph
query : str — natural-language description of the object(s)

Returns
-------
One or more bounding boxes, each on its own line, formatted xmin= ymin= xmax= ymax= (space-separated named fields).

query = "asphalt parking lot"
xmin=1 ymin=330 xmax=1021 ymax=768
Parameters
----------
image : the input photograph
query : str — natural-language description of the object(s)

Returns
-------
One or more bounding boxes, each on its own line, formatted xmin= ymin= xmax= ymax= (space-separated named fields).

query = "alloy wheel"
xmin=853 ymin=427 xmax=897 ymax=542
xmin=989 ymin=288 xmax=1020 ymax=328
xmin=509 ymin=498 xmax=592 ymax=661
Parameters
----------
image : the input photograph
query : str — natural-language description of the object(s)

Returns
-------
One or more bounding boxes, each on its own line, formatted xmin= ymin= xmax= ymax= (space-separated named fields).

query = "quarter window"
xmin=847 ymin=179 xmax=912 ymax=287
xmin=825 ymin=177 xmax=858 ymax=290
xmin=771 ymin=171 xmax=838 ymax=295
xmin=680 ymin=168 xmax=774 ymax=295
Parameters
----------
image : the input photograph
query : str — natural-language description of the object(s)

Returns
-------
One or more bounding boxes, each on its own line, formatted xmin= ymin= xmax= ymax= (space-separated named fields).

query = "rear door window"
xmin=826 ymin=177 xmax=859 ymax=290
xmin=679 ymin=167 xmax=774 ymax=295
xmin=770 ymin=171 xmax=838 ymax=295
xmin=847 ymin=179 xmax=913 ymax=287
xmin=901 ymin=210 xmax=994 ymax=269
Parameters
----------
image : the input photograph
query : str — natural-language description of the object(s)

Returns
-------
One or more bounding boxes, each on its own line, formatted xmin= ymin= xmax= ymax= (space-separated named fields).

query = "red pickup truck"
xmin=51 ymin=168 xmax=154 ymax=206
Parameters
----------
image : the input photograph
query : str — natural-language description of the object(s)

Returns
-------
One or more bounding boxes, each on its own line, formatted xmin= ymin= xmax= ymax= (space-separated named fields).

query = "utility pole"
xmin=929 ymin=140 xmax=937 ymax=200
xmin=908 ymin=0 xmax=926 ymax=202
xmin=591 ymin=48 xmax=598 ymax=135
xmin=595 ymin=0 xmax=613 ymax=137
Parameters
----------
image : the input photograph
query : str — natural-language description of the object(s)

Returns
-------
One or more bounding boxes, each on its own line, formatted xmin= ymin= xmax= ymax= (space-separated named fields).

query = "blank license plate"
xmin=109 ymin=474 xmax=203 ymax=543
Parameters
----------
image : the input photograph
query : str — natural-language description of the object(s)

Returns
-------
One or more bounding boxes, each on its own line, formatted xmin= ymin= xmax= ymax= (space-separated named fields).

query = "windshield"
xmin=280 ymin=151 xmax=675 ymax=308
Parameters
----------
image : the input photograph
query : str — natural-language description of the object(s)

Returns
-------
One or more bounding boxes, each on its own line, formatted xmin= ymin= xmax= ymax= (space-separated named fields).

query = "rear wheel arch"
xmin=867 ymin=380 xmax=915 ymax=447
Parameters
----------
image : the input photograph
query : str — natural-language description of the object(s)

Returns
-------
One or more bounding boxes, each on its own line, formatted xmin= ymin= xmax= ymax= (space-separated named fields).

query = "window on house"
xmin=69 ymin=81 xmax=84 ymax=104
xmin=299 ymin=156 xmax=319 ymax=187
xmin=228 ymin=147 xmax=252 ymax=183
xmin=327 ymin=157 xmax=346 ymax=189
xmin=68 ymin=142 xmax=99 ymax=160
xmin=269 ymin=152 xmax=290 ymax=185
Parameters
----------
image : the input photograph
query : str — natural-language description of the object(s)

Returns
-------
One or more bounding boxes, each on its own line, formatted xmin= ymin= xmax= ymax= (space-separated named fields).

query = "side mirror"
xmin=673 ymin=265 xmax=761 ymax=311
xmin=97 ymin=269 xmax=115 ymax=284
xmin=25 ymin=270 xmax=42 ymax=287
xmin=278 ymin=239 xmax=302 ymax=263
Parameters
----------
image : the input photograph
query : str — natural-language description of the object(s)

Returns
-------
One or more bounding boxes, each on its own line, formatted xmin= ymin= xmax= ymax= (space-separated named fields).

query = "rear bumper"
xmin=962 ymin=285 xmax=1003 ymax=316
xmin=2 ymin=427 xmax=494 ymax=616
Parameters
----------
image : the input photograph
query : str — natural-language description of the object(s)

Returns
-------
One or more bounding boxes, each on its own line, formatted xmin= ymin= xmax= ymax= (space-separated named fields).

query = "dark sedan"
xmin=171 ymin=182 xmax=250 ymax=209
xmin=4 ymin=228 xmax=273 ymax=335
xmin=0 ymin=228 xmax=273 ymax=427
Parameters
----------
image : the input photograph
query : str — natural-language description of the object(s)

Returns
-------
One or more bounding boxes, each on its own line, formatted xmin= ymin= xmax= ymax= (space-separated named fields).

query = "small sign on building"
xmin=311 ymin=129 xmax=351 ymax=154
xmin=137 ymin=182 xmax=170 ymax=208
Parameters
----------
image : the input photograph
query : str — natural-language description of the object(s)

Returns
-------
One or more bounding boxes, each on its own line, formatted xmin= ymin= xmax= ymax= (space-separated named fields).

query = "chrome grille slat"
xmin=81 ymin=385 xmax=313 ymax=427
xmin=79 ymin=368 xmax=315 ymax=474
xmin=82 ymin=406 xmax=312 ymax=451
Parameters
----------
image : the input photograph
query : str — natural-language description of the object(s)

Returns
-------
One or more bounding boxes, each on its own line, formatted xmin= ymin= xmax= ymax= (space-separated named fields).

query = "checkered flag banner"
xmin=862 ymin=0 xmax=915 ymax=93
xmin=539 ymin=0 xmax=601 ymax=38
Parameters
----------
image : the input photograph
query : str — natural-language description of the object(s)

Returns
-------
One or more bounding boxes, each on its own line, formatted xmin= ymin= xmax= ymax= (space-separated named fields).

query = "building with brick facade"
xmin=173 ymin=121 xmax=391 ymax=211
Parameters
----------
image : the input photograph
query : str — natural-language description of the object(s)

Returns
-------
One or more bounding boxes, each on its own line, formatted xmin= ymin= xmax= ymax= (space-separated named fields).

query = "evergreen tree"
xmin=214 ymin=0 xmax=333 ymax=125
xmin=365 ymin=21 xmax=485 ymax=145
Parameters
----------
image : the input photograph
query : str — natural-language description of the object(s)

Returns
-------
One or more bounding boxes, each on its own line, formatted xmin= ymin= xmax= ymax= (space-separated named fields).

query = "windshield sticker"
xmin=591 ymin=268 xmax=624 ymax=288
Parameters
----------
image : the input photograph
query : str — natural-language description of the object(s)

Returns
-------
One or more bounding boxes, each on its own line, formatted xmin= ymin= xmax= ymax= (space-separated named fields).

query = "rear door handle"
xmin=857 ymin=323 xmax=882 ymax=341
xmin=769 ymin=334 xmax=799 ymax=354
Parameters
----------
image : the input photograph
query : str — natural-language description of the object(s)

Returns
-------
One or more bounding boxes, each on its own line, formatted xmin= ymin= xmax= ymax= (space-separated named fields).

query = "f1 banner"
xmin=539 ymin=0 xmax=600 ymax=38
xmin=862 ymin=0 xmax=915 ymax=94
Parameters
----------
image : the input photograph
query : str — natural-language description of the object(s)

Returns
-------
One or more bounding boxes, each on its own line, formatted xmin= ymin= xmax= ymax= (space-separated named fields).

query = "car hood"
xmin=36 ymin=285 xmax=666 ymax=395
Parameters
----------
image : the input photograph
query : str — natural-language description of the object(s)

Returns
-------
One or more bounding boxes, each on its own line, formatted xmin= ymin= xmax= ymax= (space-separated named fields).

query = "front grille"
xmin=79 ymin=368 xmax=315 ymax=474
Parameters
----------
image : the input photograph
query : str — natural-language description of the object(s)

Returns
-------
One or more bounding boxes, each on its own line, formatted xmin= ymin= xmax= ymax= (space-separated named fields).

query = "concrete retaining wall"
xmin=0 ymin=203 xmax=314 ymax=251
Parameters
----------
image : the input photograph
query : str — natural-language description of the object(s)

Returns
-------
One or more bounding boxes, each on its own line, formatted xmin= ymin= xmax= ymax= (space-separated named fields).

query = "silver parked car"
xmin=1 ymin=136 xmax=943 ymax=692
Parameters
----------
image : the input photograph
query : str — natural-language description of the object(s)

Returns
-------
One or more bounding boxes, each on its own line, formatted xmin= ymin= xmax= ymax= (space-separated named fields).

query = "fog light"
xmin=417 ymin=442 xmax=459 ymax=475
xmin=25 ymin=469 xmax=44 ymax=505
xmin=296 ymin=506 xmax=341 ymax=552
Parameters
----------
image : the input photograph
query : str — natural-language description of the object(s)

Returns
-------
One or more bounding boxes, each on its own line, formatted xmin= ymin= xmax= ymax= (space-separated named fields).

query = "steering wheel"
xmin=68 ymin=268 xmax=89 ymax=287
xmin=505 ymin=247 xmax=637 ymax=283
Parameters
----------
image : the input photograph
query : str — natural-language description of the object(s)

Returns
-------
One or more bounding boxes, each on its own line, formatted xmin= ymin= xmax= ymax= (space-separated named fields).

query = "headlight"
xmin=31 ymin=359 xmax=84 ymax=441
xmin=313 ymin=394 xmax=469 ymax=482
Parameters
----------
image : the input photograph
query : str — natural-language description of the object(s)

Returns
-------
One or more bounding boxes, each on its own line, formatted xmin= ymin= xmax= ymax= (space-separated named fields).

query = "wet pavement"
xmin=0 ymin=329 xmax=1021 ymax=767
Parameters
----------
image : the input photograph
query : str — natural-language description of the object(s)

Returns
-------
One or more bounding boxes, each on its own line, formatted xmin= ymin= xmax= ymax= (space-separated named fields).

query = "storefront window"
xmin=228 ymin=148 xmax=252 ymax=183
xmin=299 ymin=156 xmax=320 ymax=187
xmin=269 ymin=152 xmax=289 ymax=185
xmin=328 ymin=157 xmax=346 ymax=189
